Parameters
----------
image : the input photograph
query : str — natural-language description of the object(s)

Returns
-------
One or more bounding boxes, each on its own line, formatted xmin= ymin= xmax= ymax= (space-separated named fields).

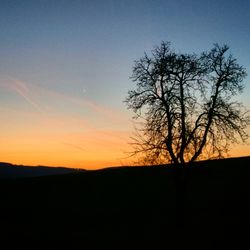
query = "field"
xmin=0 ymin=157 xmax=249 ymax=246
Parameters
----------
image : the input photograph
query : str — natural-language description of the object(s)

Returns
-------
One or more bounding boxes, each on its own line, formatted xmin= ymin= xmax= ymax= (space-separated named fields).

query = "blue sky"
xmin=0 ymin=0 xmax=249 ymax=168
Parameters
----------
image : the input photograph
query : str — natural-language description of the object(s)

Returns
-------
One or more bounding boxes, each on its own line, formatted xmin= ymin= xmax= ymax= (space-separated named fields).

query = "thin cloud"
xmin=39 ymin=86 xmax=127 ymax=122
xmin=61 ymin=142 xmax=87 ymax=152
xmin=0 ymin=76 xmax=124 ymax=127
xmin=0 ymin=76 xmax=127 ymax=123
xmin=0 ymin=77 xmax=44 ymax=114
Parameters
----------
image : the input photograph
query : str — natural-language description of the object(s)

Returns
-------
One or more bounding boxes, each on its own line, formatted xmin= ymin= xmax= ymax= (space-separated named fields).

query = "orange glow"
xmin=228 ymin=144 xmax=250 ymax=159
xmin=0 ymin=77 xmax=249 ymax=170
xmin=0 ymin=125 xmax=133 ymax=169
xmin=0 ymin=125 xmax=248 ymax=169
xmin=0 ymin=127 xmax=249 ymax=169
xmin=0 ymin=78 xmax=133 ymax=169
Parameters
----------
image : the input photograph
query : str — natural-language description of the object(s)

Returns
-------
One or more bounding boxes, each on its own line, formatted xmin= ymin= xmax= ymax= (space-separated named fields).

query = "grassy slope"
xmin=0 ymin=162 xmax=83 ymax=179
xmin=0 ymin=157 xmax=249 ymax=243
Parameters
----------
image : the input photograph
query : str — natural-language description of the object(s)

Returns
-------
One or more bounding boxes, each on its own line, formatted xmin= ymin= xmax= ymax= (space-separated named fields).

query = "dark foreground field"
xmin=0 ymin=157 xmax=250 ymax=246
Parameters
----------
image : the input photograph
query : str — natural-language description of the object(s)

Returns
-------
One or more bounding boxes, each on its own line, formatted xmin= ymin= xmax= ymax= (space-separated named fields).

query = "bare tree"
xmin=125 ymin=42 xmax=250 ymax=165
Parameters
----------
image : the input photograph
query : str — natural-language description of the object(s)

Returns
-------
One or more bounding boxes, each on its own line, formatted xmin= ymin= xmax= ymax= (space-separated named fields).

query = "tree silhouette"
xmin=125 ymin=42 xmax=250 ymax=165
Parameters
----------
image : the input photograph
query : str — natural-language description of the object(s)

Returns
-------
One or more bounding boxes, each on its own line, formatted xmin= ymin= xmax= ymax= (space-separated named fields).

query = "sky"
xmin=0 ymin=0 xmax=249 ymax=169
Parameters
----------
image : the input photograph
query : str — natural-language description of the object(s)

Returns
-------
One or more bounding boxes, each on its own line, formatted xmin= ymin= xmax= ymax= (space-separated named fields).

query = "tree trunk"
xmin=175 ymin=164 xmax=188 ymax=234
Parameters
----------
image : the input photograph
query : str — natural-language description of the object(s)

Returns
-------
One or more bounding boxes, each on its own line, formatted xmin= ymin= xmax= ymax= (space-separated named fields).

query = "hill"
xmin=0 ymin=156 xmax=249 ymax=246
xmin=0 ymin=162 xmax=84 ymax=179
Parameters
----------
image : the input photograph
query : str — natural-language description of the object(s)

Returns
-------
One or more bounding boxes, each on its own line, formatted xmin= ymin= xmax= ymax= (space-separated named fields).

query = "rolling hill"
xmin=0 ymin=156 xmax=249 ymax=246
xmin=0 ymin=162 xmax=84 ymax=179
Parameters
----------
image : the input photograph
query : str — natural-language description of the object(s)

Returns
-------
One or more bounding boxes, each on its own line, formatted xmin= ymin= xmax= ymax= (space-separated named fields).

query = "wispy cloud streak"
xmin=0 ymin=76 xmax=127 ymax=123
xmin=61 ymin=142 xmax=87 ymax=152
xmin=0 ymin=77 xmax=44 ymax=114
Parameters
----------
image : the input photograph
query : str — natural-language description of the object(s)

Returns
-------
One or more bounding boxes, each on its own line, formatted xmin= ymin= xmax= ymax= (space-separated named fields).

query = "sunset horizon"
xmin=0 ymin=0 xmax=249 ymax=170
xmin=1 ymin=1 xmax=250 ymax=245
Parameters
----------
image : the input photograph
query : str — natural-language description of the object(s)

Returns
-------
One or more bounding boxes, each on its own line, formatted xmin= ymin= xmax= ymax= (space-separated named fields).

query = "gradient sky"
xmin=0 ymin=0 xmax=249 ymax=169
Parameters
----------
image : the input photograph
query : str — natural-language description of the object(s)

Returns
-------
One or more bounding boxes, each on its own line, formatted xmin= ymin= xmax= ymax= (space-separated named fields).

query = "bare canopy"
xmin=125 ymin=42 xmax=250 ymax=164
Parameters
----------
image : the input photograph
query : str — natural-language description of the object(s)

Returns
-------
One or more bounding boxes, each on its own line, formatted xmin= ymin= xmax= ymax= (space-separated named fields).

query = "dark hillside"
xmin=0 ymin=157 xmax=249 ymax=245
xmin=0 ymin=162 xmax=84 ymax=179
